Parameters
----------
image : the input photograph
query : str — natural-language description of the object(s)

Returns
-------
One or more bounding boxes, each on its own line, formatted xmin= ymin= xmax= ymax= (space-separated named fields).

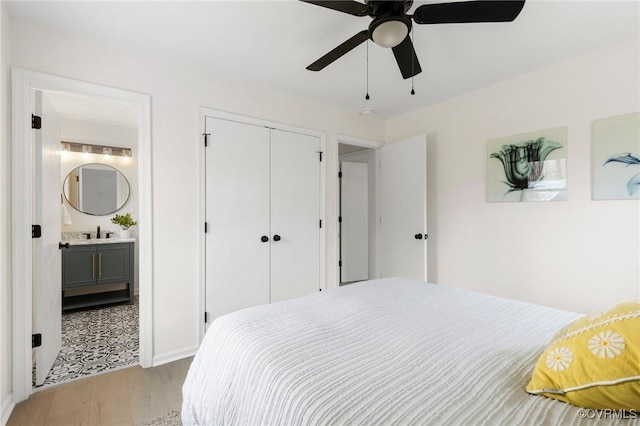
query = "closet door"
xmin=205 ymin=117 xmax=271 ymax=321
xmin=269 ymin=129 xmax=321 ymax=302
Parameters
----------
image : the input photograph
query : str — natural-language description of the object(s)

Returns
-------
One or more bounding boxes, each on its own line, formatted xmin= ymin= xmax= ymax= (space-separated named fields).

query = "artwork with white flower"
xmin=545 ymin=347 xmax=574 ymax=371
xmin=487 ymin=127 xmax=567 ymax=202
xmin=588 ymin=330 xmax=626 ymax=359
xmin=592 ymin=112 xmax=640 ymax=200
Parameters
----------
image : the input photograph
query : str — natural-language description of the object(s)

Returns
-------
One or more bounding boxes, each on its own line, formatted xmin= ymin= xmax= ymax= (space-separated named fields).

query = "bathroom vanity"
xmin=61 ymin=239 xmax=135 ymax=311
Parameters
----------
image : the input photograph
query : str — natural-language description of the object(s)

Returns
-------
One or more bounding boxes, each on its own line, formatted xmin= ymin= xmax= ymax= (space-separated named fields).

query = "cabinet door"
xmin=97 ymin=244 xmax=130 ymax=284
xmin=270 ymin=129 xmax=321 ymax=302
xmin=62 ymin=245 xmax=97 ymax=288
xmin=205 ymin=117 xmax=271 ymax=322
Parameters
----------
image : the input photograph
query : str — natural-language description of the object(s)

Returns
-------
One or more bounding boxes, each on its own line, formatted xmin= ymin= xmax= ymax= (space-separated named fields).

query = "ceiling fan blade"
xmin=391 ymin=36 xmax=422 ymax=79
xmin=306 ymin=30 xmax=369 ymax=71
xmin=413 ymin=0 xmax=525 ymax=24
xmin=299 ymin=0 xmax=369 ymax=17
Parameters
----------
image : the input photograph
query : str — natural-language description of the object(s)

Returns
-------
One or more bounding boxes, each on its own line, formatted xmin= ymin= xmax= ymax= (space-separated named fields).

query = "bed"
xmin=182 ymin=278 xmax=636 ymax=425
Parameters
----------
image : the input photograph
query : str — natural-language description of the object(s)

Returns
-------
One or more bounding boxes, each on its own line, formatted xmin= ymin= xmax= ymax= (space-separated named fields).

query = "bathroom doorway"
xmin=11 ymin=69 xmax=152 ymax=402
xmin=35 ymin=90 xmax=140 ymax=389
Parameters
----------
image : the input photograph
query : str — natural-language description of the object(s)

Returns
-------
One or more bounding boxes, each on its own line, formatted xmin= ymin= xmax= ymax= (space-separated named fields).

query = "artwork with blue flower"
xmin=487 ymin=127 xmax=567 ymax=202
xmin=592 ymin=112 xmax=640 ymax=200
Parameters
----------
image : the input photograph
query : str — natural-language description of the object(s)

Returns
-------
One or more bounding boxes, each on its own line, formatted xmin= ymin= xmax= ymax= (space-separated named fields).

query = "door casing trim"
xmin=11 ymin=68 xmax=153 ymax=403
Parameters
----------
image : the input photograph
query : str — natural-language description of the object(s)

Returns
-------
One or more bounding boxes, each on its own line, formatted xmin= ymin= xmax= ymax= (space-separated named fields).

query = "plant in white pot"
xmin=111 ymin=213 xmax=137 ymax=239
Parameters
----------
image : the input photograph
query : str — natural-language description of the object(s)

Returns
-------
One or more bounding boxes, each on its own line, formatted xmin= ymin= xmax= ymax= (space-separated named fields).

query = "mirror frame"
xmin=63 ymin=162 xmax=131 ymax=216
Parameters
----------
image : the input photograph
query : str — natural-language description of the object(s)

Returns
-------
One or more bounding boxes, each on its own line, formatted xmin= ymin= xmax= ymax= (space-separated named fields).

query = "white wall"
xmin=59 ymin=116 xmax=139 ymax=292
xmin=0 ymin=2 xmax=12 ymax=424
xmin=385 ymin=38 xmax=640 ymax=314
xmin=8 ymin=17 xmax=385 ymax=367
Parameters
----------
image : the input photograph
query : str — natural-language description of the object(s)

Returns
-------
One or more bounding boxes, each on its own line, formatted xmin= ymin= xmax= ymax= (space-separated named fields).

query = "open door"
xmin=378 ymin=135 xmax=427 ymax=280
xmin=33 ymin=91 xmax=62 ymax=386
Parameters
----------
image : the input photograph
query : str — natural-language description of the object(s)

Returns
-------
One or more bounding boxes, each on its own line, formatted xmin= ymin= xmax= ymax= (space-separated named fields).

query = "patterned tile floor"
xmin=33 ymin=300 xmax=139 ymax=389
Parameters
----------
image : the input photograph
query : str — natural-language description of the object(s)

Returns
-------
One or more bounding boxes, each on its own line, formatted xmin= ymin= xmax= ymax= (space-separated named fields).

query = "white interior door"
xmin=33 ymin=91 xmax=62 ymax=386
xmin=205 ymin=117 xmax=270 ymax=323
xmin=270 ymin=129 xmax=321 ymax=302
xmin=378 ymin=134 xmax=427 ymax=280
xmin=340 ymin=161 xmax=369 ymax=283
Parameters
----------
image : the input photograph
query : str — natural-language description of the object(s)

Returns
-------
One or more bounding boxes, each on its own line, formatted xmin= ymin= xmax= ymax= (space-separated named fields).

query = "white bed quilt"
xmin=182 ymin=278 xmax=636 ymax=425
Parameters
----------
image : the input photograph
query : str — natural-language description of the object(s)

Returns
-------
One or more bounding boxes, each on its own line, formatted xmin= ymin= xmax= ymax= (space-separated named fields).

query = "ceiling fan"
xmin=301 ymin=0 xmax=525 ymax=79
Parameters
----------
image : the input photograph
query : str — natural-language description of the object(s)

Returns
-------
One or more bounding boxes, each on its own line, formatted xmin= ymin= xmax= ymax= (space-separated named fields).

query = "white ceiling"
xmin=7 ymin=0 xmax=640 ymax=119
xmin=44 ymin=91 xmax=139 ymax=127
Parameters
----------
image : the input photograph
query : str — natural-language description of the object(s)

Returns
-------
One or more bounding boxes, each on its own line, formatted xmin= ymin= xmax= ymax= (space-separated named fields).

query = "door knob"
xmin=58 ymin=242 xmax=70 ymax=249
xmin=273 ymin=234 xmax=281 ymax=242
xmin=414 ymin=234 xmax=423 ymax=240
xmin=261 ymin=235 xmax=269 ymax=243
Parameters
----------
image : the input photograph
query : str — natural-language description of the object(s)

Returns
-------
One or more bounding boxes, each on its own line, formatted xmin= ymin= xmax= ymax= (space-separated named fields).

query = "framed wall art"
xmin=592 ymin=112 xmax=640 ymax=200
xmin=487 ymin=126 xmax=567 ymax=202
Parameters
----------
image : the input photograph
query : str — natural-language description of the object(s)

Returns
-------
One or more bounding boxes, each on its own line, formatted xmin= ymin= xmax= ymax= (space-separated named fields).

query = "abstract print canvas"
xmin=487 ymin=127 xmax=567 ymax=202
xmin=592 ymin=112 xmax=640 ymax=200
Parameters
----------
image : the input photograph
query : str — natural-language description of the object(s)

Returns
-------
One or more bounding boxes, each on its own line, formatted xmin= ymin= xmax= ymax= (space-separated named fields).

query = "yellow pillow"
xmin=526 ymin=299 xmax=640 ymax=409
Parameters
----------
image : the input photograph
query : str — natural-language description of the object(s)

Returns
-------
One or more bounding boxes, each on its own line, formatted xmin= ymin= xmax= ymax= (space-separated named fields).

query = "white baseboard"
xmin=152 ymin=346 xmax=198 ymax=367
xmin=1 ymin=392 xmax=15 ymax=426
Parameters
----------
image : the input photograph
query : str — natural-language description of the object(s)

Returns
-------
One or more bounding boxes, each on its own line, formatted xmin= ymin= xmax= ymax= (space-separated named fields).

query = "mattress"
xmin=181 ymin=278 xmax=637 ymax=425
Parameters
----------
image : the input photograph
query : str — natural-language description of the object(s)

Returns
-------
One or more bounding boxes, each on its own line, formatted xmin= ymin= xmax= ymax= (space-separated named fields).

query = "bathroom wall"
xmin=59 ymin=114 xmax=140 ymax=293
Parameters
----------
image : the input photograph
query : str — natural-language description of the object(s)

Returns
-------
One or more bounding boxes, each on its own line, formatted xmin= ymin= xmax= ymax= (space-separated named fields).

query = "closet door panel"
xmin=270 ymin=130 xmax=321 ymax=302
xmin=205 ymin=117 xmax=270 ymax=322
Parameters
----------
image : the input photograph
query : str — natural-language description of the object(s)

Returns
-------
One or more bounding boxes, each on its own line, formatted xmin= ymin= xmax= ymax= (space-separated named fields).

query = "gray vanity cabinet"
xmin=62 ymin=242 xmax=134 ymax=311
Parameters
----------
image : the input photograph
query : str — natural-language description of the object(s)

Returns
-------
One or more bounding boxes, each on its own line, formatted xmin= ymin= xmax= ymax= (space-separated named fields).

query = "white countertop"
xmin=64 ymin=237 xmax=136 ymax=245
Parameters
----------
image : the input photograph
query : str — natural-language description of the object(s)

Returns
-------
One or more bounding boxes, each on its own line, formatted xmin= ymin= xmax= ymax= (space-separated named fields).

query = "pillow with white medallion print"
xmin=526 ymin=299 xmax=640 ymax=410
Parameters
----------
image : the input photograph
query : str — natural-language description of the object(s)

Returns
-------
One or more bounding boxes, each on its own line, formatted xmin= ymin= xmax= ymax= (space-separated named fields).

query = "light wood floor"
xmin=7 ymin=357 xmax=193 ymax=426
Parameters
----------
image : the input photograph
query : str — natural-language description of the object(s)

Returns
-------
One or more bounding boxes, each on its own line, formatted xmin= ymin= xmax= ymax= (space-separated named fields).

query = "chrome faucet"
xmin=97 ymin=225 xmax=101 ymax=239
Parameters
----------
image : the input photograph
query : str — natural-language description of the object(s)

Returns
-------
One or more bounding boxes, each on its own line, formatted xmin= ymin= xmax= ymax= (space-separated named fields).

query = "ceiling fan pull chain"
xmin=365 ymin=39 xmax=370 ymax=100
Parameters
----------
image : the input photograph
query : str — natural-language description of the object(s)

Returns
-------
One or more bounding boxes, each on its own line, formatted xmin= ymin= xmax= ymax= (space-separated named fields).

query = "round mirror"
xmin=63 ymin=163 xmax=130 ymax=216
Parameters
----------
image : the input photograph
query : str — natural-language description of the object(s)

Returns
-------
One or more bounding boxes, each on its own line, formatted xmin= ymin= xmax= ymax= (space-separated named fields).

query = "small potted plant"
xmin=111 ymin=213 xmax=137 ymax=239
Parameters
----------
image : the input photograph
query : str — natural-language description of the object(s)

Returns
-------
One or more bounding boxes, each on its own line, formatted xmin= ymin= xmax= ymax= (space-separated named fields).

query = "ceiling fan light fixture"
xmin=370 ymin=19 xmax=409 ymax=48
